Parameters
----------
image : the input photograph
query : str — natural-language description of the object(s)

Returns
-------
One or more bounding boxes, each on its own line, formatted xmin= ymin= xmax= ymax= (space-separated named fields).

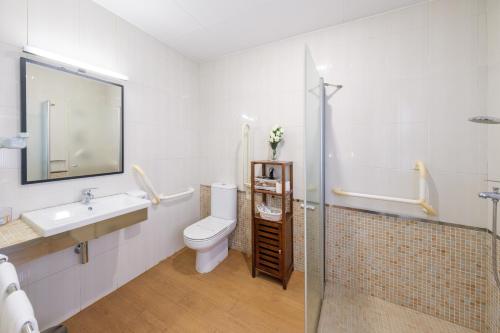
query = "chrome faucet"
xmin=81 ymin=188 xmax=97 ymax=205
xmin=479 ymin=187 xmax=500 ymax=202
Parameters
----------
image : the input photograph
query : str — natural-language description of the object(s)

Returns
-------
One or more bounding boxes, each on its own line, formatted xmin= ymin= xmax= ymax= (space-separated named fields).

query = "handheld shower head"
xmin=468 ymin=116 xmax=500 ymax=124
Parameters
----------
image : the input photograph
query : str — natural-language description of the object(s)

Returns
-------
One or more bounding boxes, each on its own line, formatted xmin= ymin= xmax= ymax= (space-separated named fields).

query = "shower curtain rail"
xmin=333 ymin=160 xmax=436 ymax=216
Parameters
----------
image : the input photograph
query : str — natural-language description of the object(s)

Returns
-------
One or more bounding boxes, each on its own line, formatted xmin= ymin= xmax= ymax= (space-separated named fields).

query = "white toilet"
xmin=183 ymin=183 xmax=237 ymax=273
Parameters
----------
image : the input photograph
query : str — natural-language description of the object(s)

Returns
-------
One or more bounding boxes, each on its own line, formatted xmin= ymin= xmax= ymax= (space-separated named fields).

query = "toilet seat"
xmin=183 ymin=216 xmax=235 ymax=241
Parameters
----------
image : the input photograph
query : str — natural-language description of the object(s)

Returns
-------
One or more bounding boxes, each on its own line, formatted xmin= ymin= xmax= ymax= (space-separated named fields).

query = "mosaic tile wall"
xmin=201 ymin=185 xmax=500 ymax=332
xmin=485 ymin=236 xmax=500 ymax=332
xmin=325 ymin=206 xmax=489 ymax=331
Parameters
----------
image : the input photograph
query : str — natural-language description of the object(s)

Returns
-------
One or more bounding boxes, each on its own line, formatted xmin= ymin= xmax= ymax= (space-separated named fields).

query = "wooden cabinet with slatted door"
xmin=251 ymin=160 xmax=293 ymax=289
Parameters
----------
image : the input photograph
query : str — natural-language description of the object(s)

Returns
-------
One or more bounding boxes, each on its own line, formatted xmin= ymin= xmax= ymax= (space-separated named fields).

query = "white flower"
xmin=268 ymin=125 xmax=284 ymax=145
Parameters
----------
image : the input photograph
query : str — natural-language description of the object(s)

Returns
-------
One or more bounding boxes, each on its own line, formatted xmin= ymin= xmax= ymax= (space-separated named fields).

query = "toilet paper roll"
xmin=0 ymin=262 xmax=20 ymax=312
xmin=0 ymin=290 xmax=39 ymax=333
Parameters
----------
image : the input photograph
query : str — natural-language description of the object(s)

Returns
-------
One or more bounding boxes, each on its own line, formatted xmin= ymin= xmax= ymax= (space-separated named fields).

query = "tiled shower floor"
xmin=318 ymin=284 xmax=477 ymax=333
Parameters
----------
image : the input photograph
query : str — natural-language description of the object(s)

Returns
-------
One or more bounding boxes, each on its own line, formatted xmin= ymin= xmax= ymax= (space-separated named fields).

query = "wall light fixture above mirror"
xmin=23 ymin=45 xmax=129 ymax=81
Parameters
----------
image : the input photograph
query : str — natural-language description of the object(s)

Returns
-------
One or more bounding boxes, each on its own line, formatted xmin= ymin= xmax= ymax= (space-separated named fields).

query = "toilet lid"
xmin=184 ymin=216 xmax=235 ymax=240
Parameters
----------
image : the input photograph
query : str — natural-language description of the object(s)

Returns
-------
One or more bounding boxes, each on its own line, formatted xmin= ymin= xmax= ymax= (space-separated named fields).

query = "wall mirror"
xmin=20 ymin=58 xmax=124 ymax=184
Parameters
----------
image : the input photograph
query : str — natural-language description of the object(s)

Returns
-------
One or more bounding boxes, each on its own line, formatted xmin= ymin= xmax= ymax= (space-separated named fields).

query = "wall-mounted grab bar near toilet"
xmin=132 ymin=165 xmax=194 ymax=205
xmin=333 ymin=160 xmax=437 ymax=216
xmin=242 ymin=123 xmax=251 ymax=189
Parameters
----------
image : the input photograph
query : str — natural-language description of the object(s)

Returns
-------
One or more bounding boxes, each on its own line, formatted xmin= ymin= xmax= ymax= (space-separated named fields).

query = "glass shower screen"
xmin=304 ymin=46 xmax=325 ymax=333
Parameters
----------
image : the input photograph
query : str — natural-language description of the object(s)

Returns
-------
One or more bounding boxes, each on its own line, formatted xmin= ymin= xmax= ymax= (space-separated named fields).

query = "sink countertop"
xmin=0 ymin=219 xmax=41 ymax=250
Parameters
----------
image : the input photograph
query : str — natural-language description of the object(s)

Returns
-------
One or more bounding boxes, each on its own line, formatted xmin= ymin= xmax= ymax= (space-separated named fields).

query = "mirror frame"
xmin=20 ymin=57 xmax=125 ymax=185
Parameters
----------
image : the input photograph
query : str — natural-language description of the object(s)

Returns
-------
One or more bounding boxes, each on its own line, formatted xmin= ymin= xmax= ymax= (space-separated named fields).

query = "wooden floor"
xmin=65 ymin=249 xmax=304 ymax=333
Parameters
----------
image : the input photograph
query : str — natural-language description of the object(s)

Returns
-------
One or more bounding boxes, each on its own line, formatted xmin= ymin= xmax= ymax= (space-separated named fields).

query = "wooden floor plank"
xmin=65 ymin=249 xmax=304 ymax=333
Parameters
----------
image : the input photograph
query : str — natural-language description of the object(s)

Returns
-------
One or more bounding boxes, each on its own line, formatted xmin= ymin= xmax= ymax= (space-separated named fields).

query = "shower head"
xmin=468 ymin=116 xmax=500 ymax=124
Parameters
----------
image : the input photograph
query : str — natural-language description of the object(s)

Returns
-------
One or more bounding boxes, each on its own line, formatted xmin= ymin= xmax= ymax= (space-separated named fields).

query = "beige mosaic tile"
xmin=318 ymin=283 xmax=478 ymax=333
xmin=0 ymin=219 xmax=40 ymax=249
xmin=200 ymin=185 xmax=305 ymax=272
xmin=485 ymin=236 xmax=500 ymax=332
xmin=326 ymin=206 xmax=489 ymax=332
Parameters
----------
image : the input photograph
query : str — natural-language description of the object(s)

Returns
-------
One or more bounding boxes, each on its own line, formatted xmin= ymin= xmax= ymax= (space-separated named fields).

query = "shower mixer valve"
xmin=478 ymin=187 xmax=500 ymax=202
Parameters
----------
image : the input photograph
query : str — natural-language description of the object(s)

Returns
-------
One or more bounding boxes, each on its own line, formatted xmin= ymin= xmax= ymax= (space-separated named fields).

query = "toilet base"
xmin=196 ymin=238 xmax=229 ymax=273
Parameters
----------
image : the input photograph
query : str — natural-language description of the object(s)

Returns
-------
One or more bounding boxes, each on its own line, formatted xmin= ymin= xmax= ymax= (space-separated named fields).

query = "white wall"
xmin=200 ymin=0 xmax=490 ymax=228
xmin=0 ymin=0 xmax=200 ymax=329
xmin=487 ymin=0 xmax=500 ymax=180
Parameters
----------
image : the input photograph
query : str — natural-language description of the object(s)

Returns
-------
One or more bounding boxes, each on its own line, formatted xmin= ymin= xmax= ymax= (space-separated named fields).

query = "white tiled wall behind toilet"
xmin=200 ymin=0 xmax=491 ymax=229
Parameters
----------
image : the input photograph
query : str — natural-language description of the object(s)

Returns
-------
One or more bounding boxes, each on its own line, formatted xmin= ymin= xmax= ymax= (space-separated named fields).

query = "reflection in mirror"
xmin=21 ymin=59 xmax=123 ymax=184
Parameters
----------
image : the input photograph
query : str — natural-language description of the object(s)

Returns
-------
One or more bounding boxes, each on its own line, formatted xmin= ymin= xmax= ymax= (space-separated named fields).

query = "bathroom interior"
xmin=0 ymin=0 xmax=499 ymax=332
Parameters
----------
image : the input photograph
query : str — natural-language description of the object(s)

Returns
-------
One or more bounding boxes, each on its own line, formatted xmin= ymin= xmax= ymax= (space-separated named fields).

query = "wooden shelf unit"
xmin=251 ymin=160 xmax=294 ymax=289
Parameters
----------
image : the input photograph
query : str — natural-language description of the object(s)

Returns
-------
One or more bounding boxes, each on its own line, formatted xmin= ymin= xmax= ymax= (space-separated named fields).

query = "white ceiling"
xmin=93 ymin=0 xmax=423 ymax=61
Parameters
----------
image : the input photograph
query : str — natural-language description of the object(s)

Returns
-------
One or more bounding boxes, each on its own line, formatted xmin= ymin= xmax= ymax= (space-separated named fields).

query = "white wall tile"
xmin=200 ymin=0 xmax=488 ymax=228
xmin=25 ymin=265 xmax=81 ymax=331
xmin=27 ymin=0 xmax=80 ymax=57
xmin=17 ymin=247 xmax=80 ymax=287
xmin=115 ymin=223 xmax=146 ymax=287
xmin=0 ymin=0 xmax=27 ymax=47
xmin=80 ymin=247 xmax=119 ymax=309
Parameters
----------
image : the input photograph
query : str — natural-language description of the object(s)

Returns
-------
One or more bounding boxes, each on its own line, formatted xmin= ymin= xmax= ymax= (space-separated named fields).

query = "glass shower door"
xmin=304 ymin=47 xmax=325 ymax=333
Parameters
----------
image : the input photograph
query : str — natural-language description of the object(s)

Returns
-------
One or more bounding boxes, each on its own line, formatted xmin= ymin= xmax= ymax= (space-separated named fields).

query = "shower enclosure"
xmin=303 ymin=1 xmax=500 ymax=329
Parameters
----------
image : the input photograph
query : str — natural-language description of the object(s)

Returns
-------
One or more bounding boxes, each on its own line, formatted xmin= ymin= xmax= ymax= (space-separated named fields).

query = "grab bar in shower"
xmin=132 ymin=165 xmax=194 ymax=205
xmin=333 ymin=160 xmax=437 ymax=216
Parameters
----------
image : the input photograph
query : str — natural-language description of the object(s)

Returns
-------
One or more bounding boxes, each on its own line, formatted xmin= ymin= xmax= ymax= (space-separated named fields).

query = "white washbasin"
xmin=21 ymin=194 xmax=151 ymax=237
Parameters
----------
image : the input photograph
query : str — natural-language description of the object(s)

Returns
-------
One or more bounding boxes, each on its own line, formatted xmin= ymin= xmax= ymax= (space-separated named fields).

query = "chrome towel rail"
xmin=1 ymin=255 xmax=38 ymax=333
